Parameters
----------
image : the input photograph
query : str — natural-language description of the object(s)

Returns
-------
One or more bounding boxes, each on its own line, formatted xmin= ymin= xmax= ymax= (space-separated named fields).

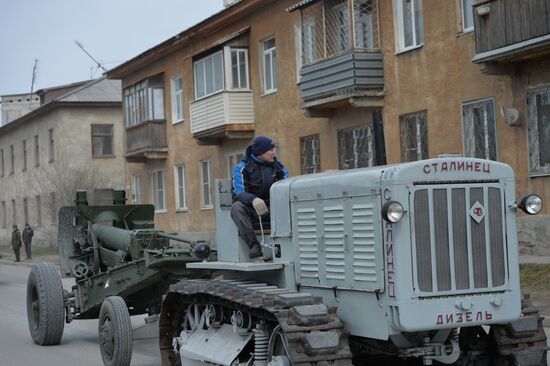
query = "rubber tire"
xmin=26 ymin=262 xmax=65 ymax=345
xmin=98 ymin=296 xmax=133 ymax=366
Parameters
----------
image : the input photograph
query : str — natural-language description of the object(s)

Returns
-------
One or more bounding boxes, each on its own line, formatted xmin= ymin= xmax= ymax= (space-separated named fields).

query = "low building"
xmin=1 ymin=92 xmax=40 ymax=125
xmin=0 ymin=77 xmax=125 ymax=246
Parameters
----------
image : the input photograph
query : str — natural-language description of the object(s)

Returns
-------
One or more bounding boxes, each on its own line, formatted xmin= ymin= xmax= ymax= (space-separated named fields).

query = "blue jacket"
xmin=232 ymin=145 xmax=289 ymax=206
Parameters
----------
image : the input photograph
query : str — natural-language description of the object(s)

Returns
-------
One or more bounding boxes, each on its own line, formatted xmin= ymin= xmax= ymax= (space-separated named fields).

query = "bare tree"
xmin=31 ymin=155 xmax=109 ymax=246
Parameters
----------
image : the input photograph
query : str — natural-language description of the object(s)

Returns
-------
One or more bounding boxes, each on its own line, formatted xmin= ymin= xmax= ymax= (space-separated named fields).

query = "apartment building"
xmin=107 ymin=0 xmax=550 ymax=254
xmin=0 ymin=77 xmax=125 ymax=245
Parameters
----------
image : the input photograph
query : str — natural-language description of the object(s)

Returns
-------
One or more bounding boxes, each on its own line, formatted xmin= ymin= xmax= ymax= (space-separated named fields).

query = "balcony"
xmin=125 ymin=120 xmax=168 ymax=162
xmin=290 ymin=0 xmax=385 ymax=114
xmin=472 ymin=0 xmax=550 ymax=73
xmin=190 ymin=91 xmax=255 ymax=145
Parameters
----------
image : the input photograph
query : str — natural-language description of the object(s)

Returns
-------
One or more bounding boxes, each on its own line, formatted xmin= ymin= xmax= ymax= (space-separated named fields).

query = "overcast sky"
xmin=0 ymin=0 xmax=224 ymax=97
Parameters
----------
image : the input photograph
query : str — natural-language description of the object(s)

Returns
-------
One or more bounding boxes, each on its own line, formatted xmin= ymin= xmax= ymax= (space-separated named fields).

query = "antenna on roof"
xmin=75 ymin=40 xmax=107 ymax=74
xmin=29 ymin=59 xmax=39 ymax=109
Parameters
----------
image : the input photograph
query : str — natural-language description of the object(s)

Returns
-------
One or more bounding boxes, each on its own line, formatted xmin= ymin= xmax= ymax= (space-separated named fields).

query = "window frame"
xmin=193 ymin=50 xmax=225 ymax=100
xmin=262 ymin=38 xmax=278 ymax=95
xmin=91 ymin=124 xmax=114 ymax=158
xmin=461 ymin=97 xmax=497 ymax=161
xmin=34 ymin=135 xmax=40 ymax=167
xmin=133 ymin=175 xmax=142 ymax=204
xmin=174 ymin=165 xmax=187 ymax=211
xmin=10 ymin=144 xmax=14 ymax=174
xmin=48 ymin=128 xmax=54 ymax=162
xmin=337 ymin=124 xmax=375 ymax=169
xmin=394 ymin=0 xmax=424 ymax=53
xmin=123 ymin=75 xmax=165 ymax=127
xmin=461 ymin=0 xmax=474 ymax=33
xmin=171 ymin=76 xmax=184 ymax=124
xmin=226 ymin=151 xmax=244 ymax=179
xmin=300 ymin=134 xmax=321 ymax=174
xmin=400 ymin=110 xmax=428 ymax=162
xmin=527 ymin=86 xmax=550 ymax=176
xmin=200 ymin=160 xmax=213 ymax=209
xmin=151 ymin=170 xmax=166 ymax=212
xmin=22 ymin=140 xmax=27 ymax=171
xmin=227 ymin=48 xmax=250 ymax=90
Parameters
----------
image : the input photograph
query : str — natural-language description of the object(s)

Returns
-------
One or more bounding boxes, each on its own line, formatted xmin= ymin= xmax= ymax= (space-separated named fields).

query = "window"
xmin=462 ymin=98 xmax=497 ymax=161
xmin=36 ymin=195 xmax=41 ymax=226
xmin=91 ymin=125 xmax=113 ymax=157
xmin=11 ymin=199 xmax=16 ymax=224
xmin=22 ymin=140 xmax=27 ymax=171
xmin=174 ymin=165 xmax=187 ymax=210
xmin=230 ymin=49 xmax=249 ymax=89
xmin=1 ymin=149 xmax=4 ymax=177
xmin=133 ymin=175 xmax=142 ymax=204
xmin=326 ymin=0 xmax=350 ymax=55
xmin=1 ymin=201 xmax=5 ymax=228
xmin=338 ymin=125 xmax=375 ymax=169
xmin=50 ymin=192 xmax=56 ymax=226
xmin=527 ymin=87 xmax=550 ymax=175
xmin=354 ymin=0 xmax=378 ymax=49
xmin=194 ymin=51 xmax=224 ymax=99
xmin=171 ymin=77 xmax=184 ymax=123
xmin=48 ymin=128 xmax=54 ymax=162
xmin=34 ymin=135 xmax=39 ymax=167
xmin=227 ymin=152 xmax=244 ymax=178
xmin=10 ymin=145 xmax=14 ymax=173
xmin=123 ymin=75 xmax=165 ymax=127
xmin=395 ymin=0 xmax=424 ymax=52
xmin=200 ymin=160 xmax=212 ymax=208
xmin=461 ymin=0 xmax=474 ymax=32
xmin=400 ymin=111 xmax=428 ymax=162
xmin=300 ymin=134 xmax=321 ymax=174
xmin=262 ymin=38 xmax=277 ymax=94
xmin=151 ymin=170 xmax=166 ymax=211
xmin=23 ymin=197 xmax=28 ymax=224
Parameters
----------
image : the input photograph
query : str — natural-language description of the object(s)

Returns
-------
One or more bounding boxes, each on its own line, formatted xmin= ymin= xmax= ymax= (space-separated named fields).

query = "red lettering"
xmin=446 ymin=314 xmax=454 ymax=323
xmin=475 ymin=162 xmax=481 ymax=172
xmin=483 ymin=163 xmax=490 ymax=173
xmin=441 ymin=162 xmax=448 ymax=171
xmin=388 ymin=284 xmax=395 ymax=298
xmin=485 ymin=311 xmax=492 ymax=320
xmin=437 ymin=315 xmax=443 ymax=325
xmin=466 ymin=162 xmax=473 ymax=171
xmin=466 ymin=312 xmax=472 ymax=322
xmin=476 ymin=311 xmax=483 ymax=321
xmin=423 ymin=164 xmax=431 ymax=174
xmin=432 ymin=163 xmax=439 ymax=173
xmin=450 ymin=162 xmax=457 ymax=170
xmin=458 ymin=162 xmax=465 ymax=171
xmin=456 ymin=313 xmax=463 ymax=323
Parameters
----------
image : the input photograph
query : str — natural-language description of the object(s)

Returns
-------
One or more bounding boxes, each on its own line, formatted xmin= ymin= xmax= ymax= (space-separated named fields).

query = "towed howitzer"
xmin=26 ymin=189 xmax=213 ymax=366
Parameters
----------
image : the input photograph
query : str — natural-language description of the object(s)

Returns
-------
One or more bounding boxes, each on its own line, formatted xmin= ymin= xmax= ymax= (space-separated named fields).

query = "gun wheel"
xmin=98 ymin=296 xmax=133 ymax=366
xmin=26 ymin=262 xmax=65 ymax=345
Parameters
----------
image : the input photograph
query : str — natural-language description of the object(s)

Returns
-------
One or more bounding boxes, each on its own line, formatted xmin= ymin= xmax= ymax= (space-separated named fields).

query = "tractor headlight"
xmin=518 ymin=194 xmax=543 ymax=215
xmin=382 ymin=201 xmax=404 ymax=223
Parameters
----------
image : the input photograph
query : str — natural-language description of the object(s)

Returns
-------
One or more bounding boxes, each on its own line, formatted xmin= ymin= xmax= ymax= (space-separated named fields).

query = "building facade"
xmin=1 ymin=93 xmax=40 ymax=125
xmin=107 ymin=0 xmax=550 ymax=253
xmin=0 ymin=78 xmax=125 ymax=245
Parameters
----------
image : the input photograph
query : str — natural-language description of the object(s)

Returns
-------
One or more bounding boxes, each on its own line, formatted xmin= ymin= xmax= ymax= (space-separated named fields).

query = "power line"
xmin=75 ymin=40 xmax=107 ymax=72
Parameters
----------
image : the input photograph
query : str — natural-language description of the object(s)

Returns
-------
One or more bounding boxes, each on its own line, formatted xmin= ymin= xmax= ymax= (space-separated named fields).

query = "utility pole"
xmin=29 ymin=59 xmax=39 ymax=110
xmin=75 ymin=40 xmax=107 ymax=73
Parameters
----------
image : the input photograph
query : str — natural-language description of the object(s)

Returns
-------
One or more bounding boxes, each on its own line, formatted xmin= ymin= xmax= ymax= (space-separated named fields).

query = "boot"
xmin=249 ymin=244 xmax=262 ymax=259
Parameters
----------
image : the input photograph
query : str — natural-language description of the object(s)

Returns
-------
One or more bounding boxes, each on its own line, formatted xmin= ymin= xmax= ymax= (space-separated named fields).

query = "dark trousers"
xmin=24 ymin=241 xmax=32 ymax=259
xmin=13 ymin=247 xmax=20 ymax=262
xmin=230 ymin=201 xmax=270 ymax=249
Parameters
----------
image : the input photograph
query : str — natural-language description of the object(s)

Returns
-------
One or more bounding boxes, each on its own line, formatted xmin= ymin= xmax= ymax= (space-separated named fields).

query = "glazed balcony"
xmin=190 ymin=91 xmax=255 ymax=145
xmin=125 ymin=120 xmax=168 ymax=162
xmin=472 ymin=0 xmax=550 ymax=73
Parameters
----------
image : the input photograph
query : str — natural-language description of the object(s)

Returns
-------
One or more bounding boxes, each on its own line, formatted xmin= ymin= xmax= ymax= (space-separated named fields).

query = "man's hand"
xmin=252 ymin=198 xmax=268 ymax=216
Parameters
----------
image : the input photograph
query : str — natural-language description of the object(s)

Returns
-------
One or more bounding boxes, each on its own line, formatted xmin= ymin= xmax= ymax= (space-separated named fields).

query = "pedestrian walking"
xmin=22 ymin=223 xmax=34 ymax=260
xmin=11 ymin=225 xmax=22 ymax=262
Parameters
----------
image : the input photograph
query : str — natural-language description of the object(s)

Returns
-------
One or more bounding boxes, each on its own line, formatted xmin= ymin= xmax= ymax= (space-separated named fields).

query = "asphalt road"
xmin=0 ymin=263 xmax=160 ymax=366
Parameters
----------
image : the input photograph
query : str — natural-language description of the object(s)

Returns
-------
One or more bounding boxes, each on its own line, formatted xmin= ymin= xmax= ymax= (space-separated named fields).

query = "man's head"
xmin=25 ymin=223 xmax=30 ymax=228
xmin=252 ymin=136 xmax=276 ymax=162
xmin=12 ymin=224 xmax=17 ymax=230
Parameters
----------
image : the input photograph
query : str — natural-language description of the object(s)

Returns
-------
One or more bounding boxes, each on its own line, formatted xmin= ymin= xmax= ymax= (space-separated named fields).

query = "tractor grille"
xmin=412 ymin=184 xmax=507 ymax=296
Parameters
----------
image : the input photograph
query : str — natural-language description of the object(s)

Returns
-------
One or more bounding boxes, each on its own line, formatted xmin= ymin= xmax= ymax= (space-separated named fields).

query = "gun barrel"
xmin=155 ymin=231 xmax=197 ymax=246
xmin=92 ymin=224 xmax=133 ymax=252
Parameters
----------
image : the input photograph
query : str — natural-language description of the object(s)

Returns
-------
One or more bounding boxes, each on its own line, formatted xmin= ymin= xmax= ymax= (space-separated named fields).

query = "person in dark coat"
xmin=11 ymin=224 xmax=22 ymax=262
xmin=231 ymin=136 xmax=289 ymax=259
xmin=22 ymin=223 xmax=34 ymax=260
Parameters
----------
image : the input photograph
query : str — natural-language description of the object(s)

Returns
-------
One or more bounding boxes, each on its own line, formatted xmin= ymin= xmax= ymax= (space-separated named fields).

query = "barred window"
xmin=462 ymin=98 xmax=497 ymax=161
xmin=300 ymin=134 xmax=321 ymax=174
xmin=400 ymin=111 xmax=428 ymax=162
xmin=301 ymin=0 xmax=379 ymax=65
xmin=527 ymin=87 xmax=550 ymax=175
xmin=91 ymin=125 xmax=113 ymax=157
xmin=338 ymin=125 xmax=375 ymax=169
